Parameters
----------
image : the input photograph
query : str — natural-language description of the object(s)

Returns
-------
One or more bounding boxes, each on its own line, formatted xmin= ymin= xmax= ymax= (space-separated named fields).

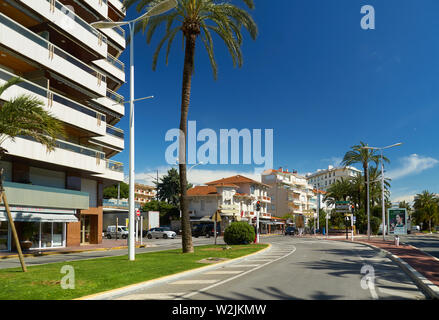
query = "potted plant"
xmin=20 ymin=223 xmax=34 ymax=251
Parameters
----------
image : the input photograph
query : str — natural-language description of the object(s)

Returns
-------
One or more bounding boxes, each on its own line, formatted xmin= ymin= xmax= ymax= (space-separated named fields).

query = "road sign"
xmin=212 ymin=210 xmax=222 ymax=222
xmin=135 ymin=208 xmax=140 ymax=217
xmin=335 ymin=201 xmax=351 ymax=213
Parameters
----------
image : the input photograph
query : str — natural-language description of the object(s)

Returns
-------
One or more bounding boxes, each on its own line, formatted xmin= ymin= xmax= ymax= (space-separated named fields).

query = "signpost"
xmin=212 ymin=210 xmax=222 ymax=245
xmin=336 ymin=201 xmax=354 ymax=241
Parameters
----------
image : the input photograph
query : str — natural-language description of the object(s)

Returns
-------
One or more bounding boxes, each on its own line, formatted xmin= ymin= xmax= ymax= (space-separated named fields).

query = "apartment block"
xmin=305 ymin=165 xmax=361 ymax=191
xmin=261 ymin=168 xmax=317 ymax=222
xmin=187 ymin=175 xmax=282 ymax=234
xmin=0 ymin=0 xmax=126 ymax=252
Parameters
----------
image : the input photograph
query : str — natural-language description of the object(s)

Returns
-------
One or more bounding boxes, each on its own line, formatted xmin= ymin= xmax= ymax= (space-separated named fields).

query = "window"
xmin=0 ymin=221 xmax=8 ymax=251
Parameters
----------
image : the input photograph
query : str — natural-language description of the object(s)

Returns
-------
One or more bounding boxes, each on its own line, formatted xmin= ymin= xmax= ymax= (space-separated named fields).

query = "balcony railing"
xmin=108 ymin=18 xmax=125 ymax=38
xmin=107 ymin=53 xmax=124 ymax=71
xmin=106 ymin=124 xmax=124 ymax=139
xmin=0 ymin=68 xmax=106 ymax=123
xmin=46 ymin=0 xmax=108 ymax=45
xmin=106 ymin=159 xmax=124 ymax=172
xmin=106 ymin=88 xmax=124 ymax=104
xmin=0 ymin=12 xmax=105 ymax=83
xmin=20 ymin=136 xmax=105 ymax=160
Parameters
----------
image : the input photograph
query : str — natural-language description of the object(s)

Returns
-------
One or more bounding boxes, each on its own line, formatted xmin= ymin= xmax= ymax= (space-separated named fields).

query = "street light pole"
xmin=91 ymin=0 xmax=178 ymax=261
xmin=367 ymin=161 xmax=370 ymax=241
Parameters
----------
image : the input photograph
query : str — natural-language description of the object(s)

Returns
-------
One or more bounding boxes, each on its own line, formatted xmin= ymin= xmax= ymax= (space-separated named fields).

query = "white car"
xmin=146 ymin=227 xmax=176 ymax=239
xmin=411 ymin=225 xmax=421 ymax=232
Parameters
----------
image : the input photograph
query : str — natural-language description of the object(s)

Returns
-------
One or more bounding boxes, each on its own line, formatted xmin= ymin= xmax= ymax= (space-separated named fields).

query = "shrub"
xmin=370 ymin=216 xmax=381 ymax=235
xmin=224 ymin=222 xmax=255 ymax=245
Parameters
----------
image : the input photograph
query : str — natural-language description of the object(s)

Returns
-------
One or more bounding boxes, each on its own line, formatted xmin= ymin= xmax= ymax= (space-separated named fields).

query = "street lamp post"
xmin=91 ymin=0 xmax=178 ymax=261
xmin=363 ymin=143 xmax=402 ymax=241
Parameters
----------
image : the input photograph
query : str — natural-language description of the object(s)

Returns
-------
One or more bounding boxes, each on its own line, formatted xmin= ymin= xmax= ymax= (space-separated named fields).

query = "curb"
xmin=346 ymin=240 xmax=439 ymax=300
xmin=75 ymin=243 xmax=272 ymax=300
xmin=0 ymin=244 xmax=154 ymax=260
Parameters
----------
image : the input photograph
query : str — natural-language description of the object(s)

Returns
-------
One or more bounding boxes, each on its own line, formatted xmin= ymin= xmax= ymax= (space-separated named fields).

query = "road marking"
xmin=247 ymin=259 xmax=275 ymax=262
xmin=378 ymin=287 xmax=424 ymax=300
xmin=227 ymin=264 xmax=262 ymax=267
xmin=204 ymin=271 xmax=243 ymax=275
xmin=179 ymin=245 xmax=297 ymax=299
xmin=171 ymin=280 xmax=219 ymax=285
xmin=114 ymin=292 xmax=186 ymax=300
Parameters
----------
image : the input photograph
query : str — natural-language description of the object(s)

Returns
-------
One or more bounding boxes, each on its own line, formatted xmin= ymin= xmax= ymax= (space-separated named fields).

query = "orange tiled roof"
xmin=212 ymin=183 xmax=240 ymax=188
xmin=206 ymin=175 xmax=266 ymax=187
xmin=187 ymin=186 xmax=219 ymax=196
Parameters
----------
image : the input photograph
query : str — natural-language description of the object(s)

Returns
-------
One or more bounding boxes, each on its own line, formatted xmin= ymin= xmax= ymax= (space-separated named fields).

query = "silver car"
xmin=146 ymin=227 xmax=176 ymax=239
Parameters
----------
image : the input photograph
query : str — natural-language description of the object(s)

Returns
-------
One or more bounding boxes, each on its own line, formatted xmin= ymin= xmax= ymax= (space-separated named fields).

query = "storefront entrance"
xmin=0 ymin=221 xmax=8 ymax=251
xmin=16 ymin=222 xmax=66 ymax=250
xmin=80 ymin=215 xmax=91 ymax=245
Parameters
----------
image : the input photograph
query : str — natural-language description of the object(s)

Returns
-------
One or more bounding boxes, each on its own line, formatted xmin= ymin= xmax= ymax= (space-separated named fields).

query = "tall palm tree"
xmin=413 ymin=190 xmax=438 ymax=233
xmin=0 ymin=77 xmax=64 ymax=159
xmin=124 ymin=0 xmax=258 ymax=253
xmin=323 ymin=177 xmax=352 ymax=206
xmin=342 ymin=141 xmax=389 ymax=212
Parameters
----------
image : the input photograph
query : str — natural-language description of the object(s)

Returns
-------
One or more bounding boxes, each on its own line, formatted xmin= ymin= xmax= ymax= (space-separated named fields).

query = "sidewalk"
xmin=0 ymin=239 xmax=154 ymax=259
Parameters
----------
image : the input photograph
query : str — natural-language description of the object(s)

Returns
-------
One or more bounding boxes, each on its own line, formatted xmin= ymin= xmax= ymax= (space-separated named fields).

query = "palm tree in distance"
xmin=342 ymin=142 xmax=389 ymax=213
xmin=0 ymin=77 xmax=64 ymax=160
xmin=123 ymin=0 xmax=258 ymax=253
xmin=413 ymin=191 xmax=438 ymax=233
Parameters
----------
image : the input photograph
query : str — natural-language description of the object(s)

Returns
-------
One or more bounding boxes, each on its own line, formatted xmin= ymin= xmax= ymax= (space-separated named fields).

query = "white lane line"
xmin=378 ymin=287 xmax=425 ymax=300
xmin=179 ymin=245 xmax=297 ymax=299
xmin=247 ymin=259 xmax=275 ymax=262
xmin=204 ymin=271 xmax=243 ymax=275
xmin=115 ymin=292 xmax=186 ymax=300
xmin=226 ymin=264 xmax=261 ymax=268
xmin=171 ymin=280 xmax=219 ymax=285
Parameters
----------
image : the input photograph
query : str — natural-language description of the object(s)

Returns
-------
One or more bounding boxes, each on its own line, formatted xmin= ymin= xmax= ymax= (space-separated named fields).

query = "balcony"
xmin=19 ymin=0 xmax=108 ymax=58
xmin=108 ymin=0 xmax=126 ymax=15
xmin=0 ymin=68 xmax=106 ymax=137
xmin=90 ymin=124 xmax=124 ymax=151
xmin=3 ymin=136 xmax=107 ymax=175
xmin=93 ymin=88 xmax=124 ymax=116
xmin=94 ymin=159 xmax=124 ymax=181
xmin=258 ymin=195 xmax=271 ymax=203
xmin=0 ymin=11 xmax=106 ymax=96
xmin=83 ymin=0 xmax=108 ymax=19
xmin=100 ymin=22 xmax=125 ymax=49
xmin=2 ymin=181 xmax=89 ymax=210
xmin=92 ymin=53 xmax=125 ymax=82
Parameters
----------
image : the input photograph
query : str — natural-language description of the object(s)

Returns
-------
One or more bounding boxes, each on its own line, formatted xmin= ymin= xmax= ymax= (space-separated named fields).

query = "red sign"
xmin=136 ymin=208 xmax=140 ymax=216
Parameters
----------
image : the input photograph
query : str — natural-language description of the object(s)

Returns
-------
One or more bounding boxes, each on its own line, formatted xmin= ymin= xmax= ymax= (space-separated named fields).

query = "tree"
xmin=0 ymin=77 xmax=65 ymax=158
xmin=124 ymin=0 xmax=258 ymax=253
xmin=323 ymin=177 xmax=352 ymax=205
xmin=342 ymin=142 xmax=388 ymax=213
xmin=103 ymin=182 xmax=129 ymax=199
xmin=413 ymin=191 xmax=439 ymax=233
xmin=156 ymin=168 xmax=193 ymax=206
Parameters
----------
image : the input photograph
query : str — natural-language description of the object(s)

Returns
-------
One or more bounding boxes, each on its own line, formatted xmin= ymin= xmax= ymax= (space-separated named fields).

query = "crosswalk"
xmin=112 ymin=240 xmax=297 ymax=300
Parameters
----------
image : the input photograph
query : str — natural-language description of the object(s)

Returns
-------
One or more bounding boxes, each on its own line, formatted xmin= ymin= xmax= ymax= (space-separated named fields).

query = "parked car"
xmin=106 ymin=226 xmax=129 ymax=239
xmin=285 ymin=226 xmax=297 ymax=236
xmin=146 ymin=227 xmax=176 ymax=239
xmin=411 ymin=225 xmax=421 ymax=232
xmin=192 ymin=223 xmax=220 ymax=238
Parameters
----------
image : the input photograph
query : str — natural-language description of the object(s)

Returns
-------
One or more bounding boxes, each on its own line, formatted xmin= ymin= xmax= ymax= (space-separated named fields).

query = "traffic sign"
xmin=212 ymin=210 xmax=222 ymax=222
xmin=136 ymin=208 xmax=140 ymax=217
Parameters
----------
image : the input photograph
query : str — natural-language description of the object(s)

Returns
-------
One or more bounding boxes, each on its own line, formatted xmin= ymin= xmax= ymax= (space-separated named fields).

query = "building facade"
xmin=261 ymin=168 xmax=317 ymax=223
xmin=305 ymin=165 xmax=361 ymax=191
xmin=0 ymin=0 xmax=126 ymax=252
xmin=187 ymin=175 xmax=282 ymax=234
xmin=134 ymin=184 xmax=156 ymax=205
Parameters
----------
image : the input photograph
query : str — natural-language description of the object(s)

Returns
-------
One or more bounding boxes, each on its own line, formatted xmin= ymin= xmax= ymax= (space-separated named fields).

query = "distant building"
xmin=305 ymin=165 xmax=361 ymax=192
xmin=134 ymin=184 xmax=157 ymax=205
xmin=261 ymin=168 xmax=317 ymax=223
xmin=187 ymin=175 xmax=284 ymax=234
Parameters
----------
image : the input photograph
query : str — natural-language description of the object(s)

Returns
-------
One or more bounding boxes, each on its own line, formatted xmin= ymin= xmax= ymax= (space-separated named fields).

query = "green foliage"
xmin=103 ymin=182 xmax=129 ymax=199
xmin=413 ymin=190 xmax=439 ymax=232
xmin=224 ymin=222 xmax=255 ymax=245
xmin=370 ymin=216 xmax=381 ymax=235
xmin=142 ymin=200 xmax=180 ymax=225
xmin=156 ymin=168 xmax=192 ymax=206
xmin=0 ymin=77 xmax=65 ymax=156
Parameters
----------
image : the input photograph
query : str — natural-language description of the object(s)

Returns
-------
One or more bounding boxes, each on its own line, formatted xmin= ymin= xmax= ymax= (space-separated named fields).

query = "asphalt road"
xmin=0 ymin=236 xmax=225 ymax=269
xmin=399 ymin=234 xmax=439 ymax=259
xmin=108 ymin=236 xmax=426 ymax=300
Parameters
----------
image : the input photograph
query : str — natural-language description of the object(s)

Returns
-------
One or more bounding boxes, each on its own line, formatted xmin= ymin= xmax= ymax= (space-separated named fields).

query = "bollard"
xmin=394 ymin=235 xmax=400 ymax=246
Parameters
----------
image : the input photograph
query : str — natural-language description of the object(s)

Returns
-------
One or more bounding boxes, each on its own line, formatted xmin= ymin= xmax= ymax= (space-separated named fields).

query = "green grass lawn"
xmin=0 ymin=244 xmax=267 ymax=300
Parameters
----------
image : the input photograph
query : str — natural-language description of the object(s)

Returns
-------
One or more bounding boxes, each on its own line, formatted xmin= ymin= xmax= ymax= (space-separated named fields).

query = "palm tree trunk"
xmin=179 ymin=33 xmax=196 ymax=254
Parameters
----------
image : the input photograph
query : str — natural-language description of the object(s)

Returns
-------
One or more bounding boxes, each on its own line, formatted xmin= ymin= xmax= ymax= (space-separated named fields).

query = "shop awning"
xmin=0 ymin=211 xmax=79 ymax=223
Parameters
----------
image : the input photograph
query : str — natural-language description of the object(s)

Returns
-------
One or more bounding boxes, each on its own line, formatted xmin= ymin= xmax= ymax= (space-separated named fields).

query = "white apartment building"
xmin=0 ymin=0 xmax=126 ymax=252
xmin=261 ymin=168 xmax=317 ymax=221
xmin=305 ymin=165 xmax=362 ymax=191
xmin=187 ymin=175 xmax=275 ymax=233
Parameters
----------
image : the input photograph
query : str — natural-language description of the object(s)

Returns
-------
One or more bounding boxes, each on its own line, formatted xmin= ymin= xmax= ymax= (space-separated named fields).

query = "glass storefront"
xmin=21 ymin=222 xmax=66 ymax=250
xmin=0 ymin=221 xmax=8 ymax=251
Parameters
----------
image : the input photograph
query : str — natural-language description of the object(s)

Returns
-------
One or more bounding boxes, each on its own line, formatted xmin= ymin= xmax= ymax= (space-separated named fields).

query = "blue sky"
xmin=111 ymin=0 xmax=439 ymax=202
